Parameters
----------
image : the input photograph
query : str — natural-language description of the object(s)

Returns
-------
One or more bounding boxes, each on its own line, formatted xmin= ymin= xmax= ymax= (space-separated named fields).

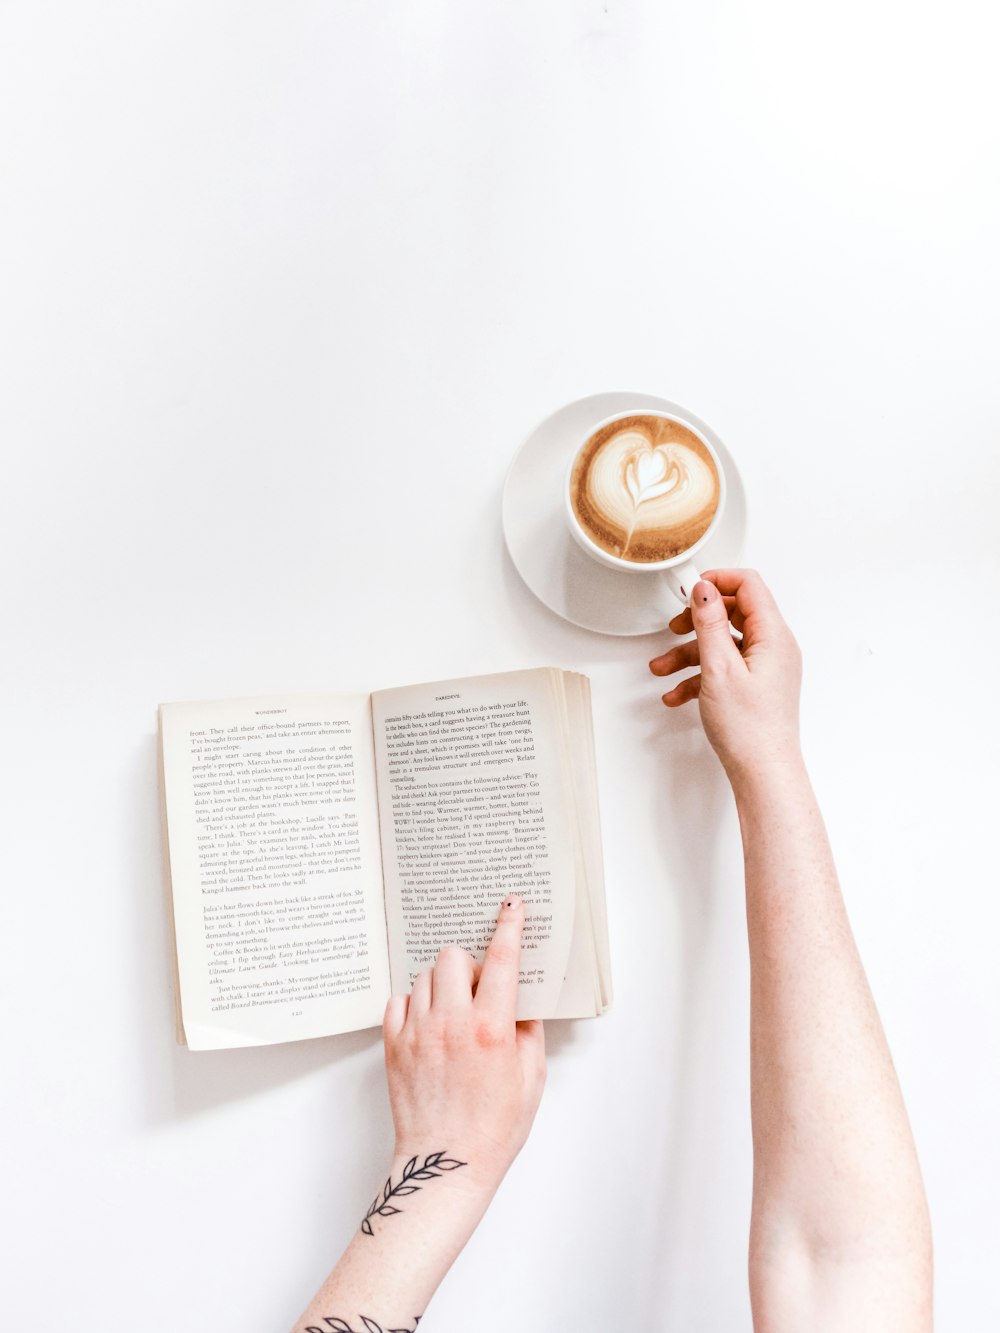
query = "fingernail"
xmin=693 ymin=580 xmax=718 ymax=604
xmin=501 ymin=896 xmax=521 ymax=912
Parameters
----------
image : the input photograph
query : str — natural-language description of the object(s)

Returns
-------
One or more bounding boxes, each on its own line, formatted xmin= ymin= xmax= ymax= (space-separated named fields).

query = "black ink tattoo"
xmin=301 ymin=1317 xmax=418 ymax=1327
xmin=304 ymin=1318 xmax=420 ymax=1333
xmin=360 ymin=1151 xmax=467 ymax=1236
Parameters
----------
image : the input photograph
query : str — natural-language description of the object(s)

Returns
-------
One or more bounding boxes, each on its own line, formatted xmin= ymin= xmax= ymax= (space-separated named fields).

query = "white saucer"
xmin=502 ymin=392 xmax=748 ymax=637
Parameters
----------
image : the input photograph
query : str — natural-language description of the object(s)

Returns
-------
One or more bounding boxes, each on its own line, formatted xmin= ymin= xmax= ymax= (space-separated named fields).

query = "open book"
xmin=158 ymin=668 xmax=611 ymax=1050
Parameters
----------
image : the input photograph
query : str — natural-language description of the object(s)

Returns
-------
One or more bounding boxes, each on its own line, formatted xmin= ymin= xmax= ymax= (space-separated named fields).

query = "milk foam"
xmin=571 ymin=417 xmax=720 ymax=561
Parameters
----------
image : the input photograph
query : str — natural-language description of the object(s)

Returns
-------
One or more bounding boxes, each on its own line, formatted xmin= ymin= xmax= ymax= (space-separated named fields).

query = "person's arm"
xmin=650 ymin=570 xmax=933 ymax=1333
xmin=291 ymin=896 xmax=545 ymax=1333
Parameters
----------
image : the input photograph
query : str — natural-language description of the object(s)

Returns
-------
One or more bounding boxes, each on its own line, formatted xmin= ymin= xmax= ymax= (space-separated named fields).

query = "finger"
xmin=516 ymin=1018 xmax=546 ymax=1079
xmin=432 ymin=946 xmax=478 ymax=1010
xmin=649 ymin=638 xmax=700 ymax=677
xmin=699 ymin=567 xmax=776 ymax=600
xmin=661 ymin=674 xmax=702 ymax=707
xmin=690 ymin=581 xmax=744 ymax=677
xmin=383 ymin=993 xmax=408 ymax=1041
xmin=665 ymin=592 xmax=744 ymax=638
xmin=723 ymin=597 xmax=746 ymax=634
xmin=649 ymin=632 xmax=743 ymax=677
xmin=698 ymin=568 xmax=781 ymax=630
xmin=474 ymin=895 xmax=524 ymax=1026
xmin=408 ymin=967 xmax=433 ymax=1020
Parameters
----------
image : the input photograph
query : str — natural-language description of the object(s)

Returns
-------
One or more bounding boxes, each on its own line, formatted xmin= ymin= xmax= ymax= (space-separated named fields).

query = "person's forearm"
xmin=733 ymin=756 xmax=931 ymax=1317
xmin=291 ymin=1147 xmax=497 ymax=1333
xmin=295 ymin=899 xmax=545 ymax=1333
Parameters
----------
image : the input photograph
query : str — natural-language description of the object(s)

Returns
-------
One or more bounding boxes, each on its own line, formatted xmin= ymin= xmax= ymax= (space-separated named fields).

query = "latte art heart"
xmin=624 ymin=446 xmax=685 ymax=507
xmin=569 ymin=415 xmax=720 ymax=562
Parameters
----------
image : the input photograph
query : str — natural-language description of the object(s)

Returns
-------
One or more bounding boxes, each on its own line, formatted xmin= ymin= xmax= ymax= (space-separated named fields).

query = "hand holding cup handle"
xmin=662 ymin=557 xmax=703 ymax=609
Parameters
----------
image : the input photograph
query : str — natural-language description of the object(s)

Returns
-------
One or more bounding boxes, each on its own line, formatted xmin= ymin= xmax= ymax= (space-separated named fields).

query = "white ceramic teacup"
xmin=564 ymin=407 xmax=728 ymax=607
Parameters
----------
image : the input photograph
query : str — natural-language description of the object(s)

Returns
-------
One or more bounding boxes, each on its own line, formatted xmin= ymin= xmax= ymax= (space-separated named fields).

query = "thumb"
xmin=690 ymin=579 xmax=741 ymax=673
xmin=516 ymin=1018 xmax=546 ymax=1082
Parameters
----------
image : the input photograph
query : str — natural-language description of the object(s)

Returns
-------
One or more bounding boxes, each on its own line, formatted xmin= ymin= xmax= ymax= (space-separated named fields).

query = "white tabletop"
xmin=2 ymin=4 xmax=998 ymax=1330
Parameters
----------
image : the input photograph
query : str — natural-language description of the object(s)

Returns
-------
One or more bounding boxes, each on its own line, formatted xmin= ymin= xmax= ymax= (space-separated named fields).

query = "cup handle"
xmin=663 ymin=559 xmax=702 ymax=610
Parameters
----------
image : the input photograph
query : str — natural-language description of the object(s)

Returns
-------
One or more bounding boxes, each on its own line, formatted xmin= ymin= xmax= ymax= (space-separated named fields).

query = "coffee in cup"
xmin=564 ymin=408 xmax=726 ymax=606
xmin=569 ymin=413 xmax=720 ymax=562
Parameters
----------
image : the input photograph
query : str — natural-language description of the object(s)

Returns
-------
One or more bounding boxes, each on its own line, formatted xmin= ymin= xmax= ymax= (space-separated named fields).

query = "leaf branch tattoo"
xmin=360 ymin=1151 xmax=467 ymax=1236
xmin=304 ymin=1317 xmax=421 ymax=1333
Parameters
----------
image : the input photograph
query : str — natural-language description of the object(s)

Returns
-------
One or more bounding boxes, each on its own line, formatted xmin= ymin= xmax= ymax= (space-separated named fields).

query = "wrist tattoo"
xmin=301 ymin=1317 xmax=418 ymax=1327
xmin=360 ymin=1151 xmax=467 ymax=1236
xmin=305 ymin=1318 xmax=420 ymax=1333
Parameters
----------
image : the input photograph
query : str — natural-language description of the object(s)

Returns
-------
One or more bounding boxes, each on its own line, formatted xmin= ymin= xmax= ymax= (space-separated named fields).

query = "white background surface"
xmin=2 ymin=3 xmax=998 ymax=1329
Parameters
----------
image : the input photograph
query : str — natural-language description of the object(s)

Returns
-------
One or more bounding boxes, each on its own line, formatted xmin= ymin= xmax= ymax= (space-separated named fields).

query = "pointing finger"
xmin=474 ymin=896 xmax=524 ymax=1025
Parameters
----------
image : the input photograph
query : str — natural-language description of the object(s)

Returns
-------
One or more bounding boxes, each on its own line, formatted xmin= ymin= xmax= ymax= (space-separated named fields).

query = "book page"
xmin=566 ymin=673 xmax=612 ymax=1009
xmin=370 ymin=669 xmax=577 ymax=1020
xmin=159 ymin=693 xmax=390 ymax=1049
xmin=551 ymin=672 xmax=610 ymax=1017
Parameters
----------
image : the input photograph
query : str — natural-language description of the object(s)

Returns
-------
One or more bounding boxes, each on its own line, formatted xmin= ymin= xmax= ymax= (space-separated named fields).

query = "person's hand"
xmin=293 ymin=901 xmax=546 ymax=1330
xmin=649 ymin=569 xmax=803 ymax=783
xmin=382 ymin=896 xmax=546 ymax=1195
